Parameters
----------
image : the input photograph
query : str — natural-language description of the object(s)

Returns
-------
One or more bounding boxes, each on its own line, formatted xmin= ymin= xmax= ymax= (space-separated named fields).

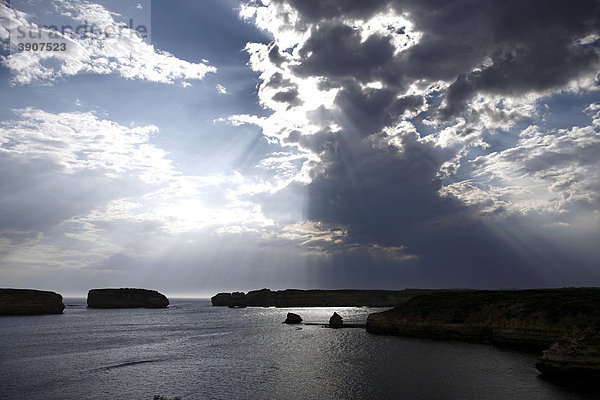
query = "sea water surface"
xmin=0 ymin=299 xmax=597 ymax=400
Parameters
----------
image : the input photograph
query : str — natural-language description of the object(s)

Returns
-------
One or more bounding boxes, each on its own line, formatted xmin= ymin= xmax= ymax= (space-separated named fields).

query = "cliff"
xmin=0 ymin=288 xmax=65 ymax=315
xmin=211 ymin=288 xmax=437 ymax=307
xmin=536 ymin=328 xmax=600 ymax=379
xmin=366 ymin=288 xmax=600 ymax=348
xmin=87 ymin=288 xmax=169 ymax=309
xmin=366 ymin=288 xmax=600 ymax=379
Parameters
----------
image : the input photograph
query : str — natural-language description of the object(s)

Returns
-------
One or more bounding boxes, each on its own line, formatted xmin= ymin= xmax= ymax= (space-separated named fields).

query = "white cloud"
xmin=0 ymin=108 xmax=277 ymax=232
xmin=0 ymin=0 xmax=216 ymax=85
xmin=441 ymin=105 xmax=600 ymax=215
xmin=348 ymin=8 xmax=421 ymax=54
xmin=260 ymin=220 xmax=416 ymax=260
xmin=0 ymin=108 xmax=172 ymax=182
xmin=257 ymin=152 xmax=308 ymax=181
xmin=216 ymin=113 xmax=266 ymax=127
xmin=239 ymin=1 xmax=308 ymax=51
xmin=216 ymin=83 xmax=227 ymax=94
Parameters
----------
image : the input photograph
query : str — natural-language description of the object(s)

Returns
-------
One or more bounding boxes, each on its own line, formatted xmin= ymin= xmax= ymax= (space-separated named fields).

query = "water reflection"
xmin=0 ymin=300 xmax=597 ymax=399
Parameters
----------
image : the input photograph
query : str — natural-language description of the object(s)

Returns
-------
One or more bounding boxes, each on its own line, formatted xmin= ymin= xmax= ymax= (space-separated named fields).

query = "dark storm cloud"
xmin=275 ymin=0 xmax=600 ymax=117
xmin=268 ymin=44 xmax=288 ymax=66
xmin=267 ymin=72 xmax=293 ymax=89
xmin=287 ymin=125 xmax=573 ymax=286
xmin=248 ymin=0 xmax=600 ymax=287
xmin=284 ymin=0 xmax=387 ymax=23
xmin=294 ymin=22 xmax=396 ymax=84
xmin=272 ymin=88 xmax=302 ymax=106
xmin=412 ymin=0 xmax=599 ymax=116
xmin=303 ymin=130 xmax=458 ymax=245
xmin=295 ymin=128 xmax=467 ymax=260
xmin=335 ymin=83 xmax=424 ymax=136
xmin=440 ymin=38 xmax=599 ymax=119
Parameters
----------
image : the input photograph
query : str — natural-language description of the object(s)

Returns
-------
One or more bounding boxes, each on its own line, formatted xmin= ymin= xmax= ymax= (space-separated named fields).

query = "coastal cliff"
xmin=0 ymin=288 xmax=65 ymax=315
xmin=366 ymin=288 xmax=600 ymax=347
xmin=536 ymin=328 xmax=600 ymax=379
xmin=211 ymin=288 xmax=436 ymax=307
xmin=87 ymin=288 xmax=169 ymax=309
xmin=366 ymin=288 xmax=600 ymax=379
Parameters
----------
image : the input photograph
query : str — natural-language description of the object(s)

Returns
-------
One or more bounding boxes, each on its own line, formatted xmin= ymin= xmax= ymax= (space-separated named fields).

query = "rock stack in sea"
xmin=87 ymin=288 xmax=169 ymax=309
xmin=0 ymin=288 xmax=65 ymax=315
xmin=329 ymin=312 xmax=343 ymax=328
xmin=284 ymin=312 xmax=302 ymax=324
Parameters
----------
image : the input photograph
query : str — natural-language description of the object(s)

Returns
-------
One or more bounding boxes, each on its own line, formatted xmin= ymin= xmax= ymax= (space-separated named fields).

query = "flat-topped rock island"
xmin=0 ymin=288 xmax=65 ymax=315
xmin=87 ymin=288 xmax=169 ymax=309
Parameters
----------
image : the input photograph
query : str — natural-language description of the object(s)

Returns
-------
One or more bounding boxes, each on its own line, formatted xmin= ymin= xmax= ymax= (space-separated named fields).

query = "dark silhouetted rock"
xmin=245 ymin=288 xmax=277 ymax=305
xmin=0 ymin=289 xmax=65 ymax=315
xmin=329 ymin=312 xmax=343 ymax=328
xmin=228 ymin=292 xmax=247 ymax=308
xmin=284 ymin=312 xmax=302 ymax=324
xmin=87 ymin=288 xmax=168 ymax=309
xmin=211 ymin=288 xmax=437 ymax=308
xmin=366 ymin=288 xmax=600 ymax=349
xmin=536 ymin=328 xmax=600 ymax=380
xmin=211 ymin=292 xmax=232 ymax=306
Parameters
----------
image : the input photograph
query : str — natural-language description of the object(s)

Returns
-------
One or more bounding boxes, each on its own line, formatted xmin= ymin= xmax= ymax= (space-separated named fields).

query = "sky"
xmin=0 ymin=0 xmax=599 ymax=297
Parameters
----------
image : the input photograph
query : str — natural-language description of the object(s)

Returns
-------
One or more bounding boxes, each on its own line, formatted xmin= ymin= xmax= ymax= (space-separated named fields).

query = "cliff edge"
xmin=536 ymin=328 xmax=600 ymax=379
xmin=0 ymin=288 xmax=65 ymax=315
xmin=87 ymin=288 xmax=169 ymax=309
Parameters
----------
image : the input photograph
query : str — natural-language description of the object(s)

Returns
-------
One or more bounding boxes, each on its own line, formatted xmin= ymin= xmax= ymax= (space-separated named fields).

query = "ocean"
xmin=0 ymin=299 xmax=597 ymax=399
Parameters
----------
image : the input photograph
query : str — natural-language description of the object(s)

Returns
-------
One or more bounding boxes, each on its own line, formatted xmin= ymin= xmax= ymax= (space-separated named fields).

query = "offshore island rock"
xmin=0 ymin=288 xmax=65 ymax=315
xmin=87 ymin=288 xmax=169 ymax=309
xmin=329 ymin=312 xmax=343 ymax=328
xmin=284 ymin=312 xmax=302 ymax=324
xmin=228 ymin=292 xmax=247 ymax=308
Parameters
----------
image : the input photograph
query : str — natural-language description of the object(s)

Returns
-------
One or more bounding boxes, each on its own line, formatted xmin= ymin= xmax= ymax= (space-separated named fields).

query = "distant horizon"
xmin=11 ymin=284 xmax=600 ymax=301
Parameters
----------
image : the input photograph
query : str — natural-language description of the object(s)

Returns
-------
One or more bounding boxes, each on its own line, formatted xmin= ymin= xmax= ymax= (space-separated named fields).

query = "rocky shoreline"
xmin=0 ymin=288 xmax=65 ymax=315
xmin=536 ymin=328 xmax=600 ymax=380
xmin=365 ymin=288 xmax=600 ymax=379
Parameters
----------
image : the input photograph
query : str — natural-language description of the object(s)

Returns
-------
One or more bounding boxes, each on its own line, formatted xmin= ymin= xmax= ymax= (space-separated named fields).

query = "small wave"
xmin=95 ymin=358 xmax=169 ymax=371
xmin=197 ymin=331 xmax=232 ymax=337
